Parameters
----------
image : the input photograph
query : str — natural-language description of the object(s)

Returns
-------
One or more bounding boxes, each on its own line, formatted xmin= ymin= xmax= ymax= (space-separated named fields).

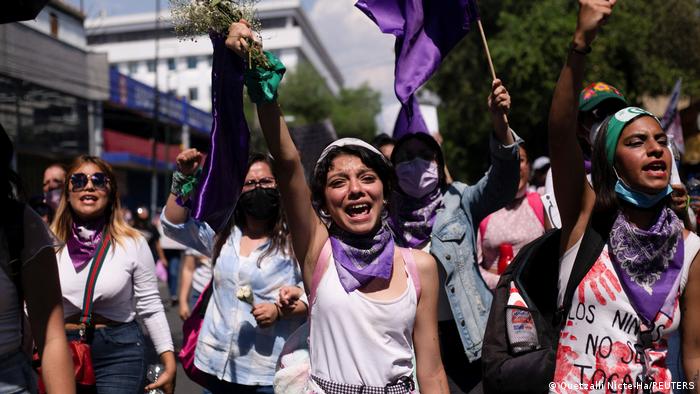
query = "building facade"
xmin=0 ymin=0 xmax=108 ymax=195
xmin=85 ymin=0 xmax=343 ymax=112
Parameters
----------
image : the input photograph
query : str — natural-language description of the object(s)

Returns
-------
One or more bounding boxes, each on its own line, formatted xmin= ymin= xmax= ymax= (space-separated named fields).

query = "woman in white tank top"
xmin=225 ymin=21 xmax=449 ymax=393
xmin=547 ymin=1 xmax=700 ymax=392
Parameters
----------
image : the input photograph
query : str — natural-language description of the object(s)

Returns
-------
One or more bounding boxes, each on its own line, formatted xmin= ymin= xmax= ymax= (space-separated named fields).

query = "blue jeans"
xmin=165 ymin=251 xmax=182 ymax=299
xmin=0 ymin=351 xmax=36 ymax=393
xmin=66 ymin=321 xmax=146 ymax=394
xmin=189 ymin=288 xmax=202 ymax=310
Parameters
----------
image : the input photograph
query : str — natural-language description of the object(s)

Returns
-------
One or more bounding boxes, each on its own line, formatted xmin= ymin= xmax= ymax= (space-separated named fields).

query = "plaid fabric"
xmin=311 ymin=375 xmax=415 ymax=394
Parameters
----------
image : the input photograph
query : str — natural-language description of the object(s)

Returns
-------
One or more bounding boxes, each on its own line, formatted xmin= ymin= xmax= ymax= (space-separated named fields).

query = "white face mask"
xmin=395 ymin=158 xmax=439 ymax=199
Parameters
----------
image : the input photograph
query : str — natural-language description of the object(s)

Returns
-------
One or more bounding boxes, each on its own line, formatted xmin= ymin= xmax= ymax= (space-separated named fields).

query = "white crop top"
xmin=57 ymin=234 xmax=174 ymax=354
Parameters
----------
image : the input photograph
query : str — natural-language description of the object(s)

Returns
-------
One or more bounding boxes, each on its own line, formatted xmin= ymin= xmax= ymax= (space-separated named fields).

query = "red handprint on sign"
xmin=578 ymin=257 xmax=622 ymax=306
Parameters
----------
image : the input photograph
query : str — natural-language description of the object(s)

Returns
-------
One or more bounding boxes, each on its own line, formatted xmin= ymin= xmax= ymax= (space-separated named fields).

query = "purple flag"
xmin=189 ymin=34 xmax=250 ymax=231
xmin=356 ymin=0 xmax=479 ymax=105
xmin=661 ymin=78 xmax=684 ymax=154
xmin=357 ymin=0 xmax=478 ymax=138
xmin=392 ymin=96 xmax=428 ymax=138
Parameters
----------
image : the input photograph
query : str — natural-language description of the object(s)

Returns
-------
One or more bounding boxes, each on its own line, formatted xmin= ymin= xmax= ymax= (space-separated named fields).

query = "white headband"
xmin=314 ymin=138 xmax=390 ymax=173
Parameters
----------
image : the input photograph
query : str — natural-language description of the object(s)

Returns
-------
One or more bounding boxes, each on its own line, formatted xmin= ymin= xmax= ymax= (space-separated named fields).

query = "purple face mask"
xmin=396 ymin=158 xmax=439 ymax=199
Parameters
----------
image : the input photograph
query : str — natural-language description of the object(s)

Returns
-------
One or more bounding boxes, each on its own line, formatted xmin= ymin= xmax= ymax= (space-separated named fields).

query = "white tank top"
xmin=309 ymin=252 xmax=417 ymax=386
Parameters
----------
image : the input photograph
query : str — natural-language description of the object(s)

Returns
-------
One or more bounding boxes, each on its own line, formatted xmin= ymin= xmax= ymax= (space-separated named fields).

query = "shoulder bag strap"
xmin=309 ymin=239 xmax=332 ymax=308
xmin=80 ymin=232 xmax=112 ymax=326
xmin=399 ymin=248 xmax=421 ymax=301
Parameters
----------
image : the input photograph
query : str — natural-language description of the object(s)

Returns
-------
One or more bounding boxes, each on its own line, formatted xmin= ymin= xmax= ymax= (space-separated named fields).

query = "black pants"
xmin=438 ymin=320 xmax=482 ymax=394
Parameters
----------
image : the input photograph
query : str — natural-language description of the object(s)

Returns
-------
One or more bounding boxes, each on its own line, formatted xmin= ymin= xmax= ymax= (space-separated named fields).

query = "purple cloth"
xmin=392 ymin=96 xmax=428 ymax=138
xmin=356 ymin=0 xmax=479 ymax=137
xmin=189 ymin=34 xmax=250 ymax=231
xmin=329 ymin=224 xmax=395 ymax=293
xmin=608 ymin=208 xmax=684 ymax=325
xmin=389 ymin=188 xmax=442 ymax=248
xmin=67 ymin=217 xmax=105 ymax=272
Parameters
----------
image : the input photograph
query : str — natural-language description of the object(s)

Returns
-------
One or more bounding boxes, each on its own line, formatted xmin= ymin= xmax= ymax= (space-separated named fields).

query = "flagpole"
xmin=475 ymin=16 xmax=508 ymax=124
xmin=477 ymin=19 xmax=497 ymax=81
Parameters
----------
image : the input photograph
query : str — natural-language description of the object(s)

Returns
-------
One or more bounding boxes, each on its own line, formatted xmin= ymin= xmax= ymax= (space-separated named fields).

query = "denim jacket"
xmin=430 ymin=131 xmax=521 ymax=362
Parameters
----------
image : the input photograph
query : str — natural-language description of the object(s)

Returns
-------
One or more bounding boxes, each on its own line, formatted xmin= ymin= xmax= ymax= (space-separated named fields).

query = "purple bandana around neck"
xmin=67 ymin=217 xmax=106 ymax=272
xmin=389 ymin=187 xmax=442 ymax=248
xmin=329 ymin=223 xmax=395 ymax=293
xmin=608 ymin=207 xmax=684 ymax=325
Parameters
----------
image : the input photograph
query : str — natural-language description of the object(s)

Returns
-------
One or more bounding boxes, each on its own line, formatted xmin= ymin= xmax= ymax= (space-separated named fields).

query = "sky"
xmin=66 ymin=0 xmax=398 ymax=104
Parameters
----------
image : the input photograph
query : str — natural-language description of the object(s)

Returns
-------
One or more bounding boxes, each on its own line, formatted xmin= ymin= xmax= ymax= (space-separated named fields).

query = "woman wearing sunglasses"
xmin=162 ymin=152 xmax=307 ymax=393
xmin=51 ymin=155 xmax=176 ymax=393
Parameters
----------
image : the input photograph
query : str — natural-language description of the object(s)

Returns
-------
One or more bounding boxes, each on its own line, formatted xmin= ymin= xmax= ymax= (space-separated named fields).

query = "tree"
xmin=429 ymin=0 xmax=700 ymax=183
xmin=331 ymin=84 xmax=381 ymax=141
xmin=278 ymin=62 xmax=334 ymax=125
xmin=276 ymin=62 xmax=382 ymax=140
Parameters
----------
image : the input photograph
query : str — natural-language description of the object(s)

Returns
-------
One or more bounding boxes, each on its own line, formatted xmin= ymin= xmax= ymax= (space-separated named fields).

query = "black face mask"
xmin=237 ymin=188 xmax=280 ymax=220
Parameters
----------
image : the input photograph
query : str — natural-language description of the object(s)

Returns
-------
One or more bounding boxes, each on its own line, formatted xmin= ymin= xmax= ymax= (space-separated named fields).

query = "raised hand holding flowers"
xmin=170 ymin=0 xmax=270 ymax=69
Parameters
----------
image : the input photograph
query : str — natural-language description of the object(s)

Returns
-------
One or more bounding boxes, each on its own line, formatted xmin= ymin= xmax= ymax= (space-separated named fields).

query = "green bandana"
xmin=244 ymin=51 xmax=286 ymax=104
xmin=604 ymin=107 xmax=661 ymax=165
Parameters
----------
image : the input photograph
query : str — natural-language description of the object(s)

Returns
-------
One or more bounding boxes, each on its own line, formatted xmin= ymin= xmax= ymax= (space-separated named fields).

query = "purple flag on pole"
xmin=392 ymin=96 xmax=428 ymax=138
xmin=189 ymin=34 xmax=250 ymax=231
xmin=661 ymin=78 xmax=684 ymax=154
xmin=356 ymin=0 xmax=479 ymax=137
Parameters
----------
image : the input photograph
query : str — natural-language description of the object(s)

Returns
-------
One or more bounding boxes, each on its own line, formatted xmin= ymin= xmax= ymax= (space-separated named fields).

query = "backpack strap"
xmin=309 ymin=239 xmax=332 ymax=307
xmin=526 ymin=192 xmax=545 ymax=227
xmin=399 ymin=247 xmax=421 ymax=301
xmin=80 ymin=231 xmax=112 ymax=326
xmin=557 ymin=215 xmax=610 ymax=324
xmin=479 ymin=192 xmax=545 ymax=238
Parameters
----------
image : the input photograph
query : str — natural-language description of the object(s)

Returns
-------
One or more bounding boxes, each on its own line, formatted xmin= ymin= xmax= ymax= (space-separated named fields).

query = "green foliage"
xmin=331 ymin=84 xmax=381 ymax=141
xmin=429 ymin=0 xmax=700 ymax=183
xmin=277 ymin=62 xmax=381 ymax=140
xmin=278 ymin=62 xmax=334 ymax=125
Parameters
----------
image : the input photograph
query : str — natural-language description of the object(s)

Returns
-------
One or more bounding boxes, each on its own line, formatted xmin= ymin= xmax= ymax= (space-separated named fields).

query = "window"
xmin=146 ymin=60 xmax=156 ymax=72
xmin=50 ymin=13 xmax=59 ymax=37
xmin=187 ymin=57 xmax=198 ymax=69
xmin=127 ymin=62 xmax=138 ymax=75
xmin=189 ymin=87 xmax=198 ymax=101
xmin=167 ymin=58 xmax=176 ymax=70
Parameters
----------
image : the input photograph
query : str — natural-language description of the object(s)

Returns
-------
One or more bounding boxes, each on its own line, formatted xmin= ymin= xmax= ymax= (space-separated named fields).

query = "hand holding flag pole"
xmin=475 ymin=5 xmax=509 ymax=126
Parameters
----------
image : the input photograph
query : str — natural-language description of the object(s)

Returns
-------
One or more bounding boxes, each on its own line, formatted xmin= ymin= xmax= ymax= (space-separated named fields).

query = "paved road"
xmin=150 ymin=281 xmax=202 ymax=394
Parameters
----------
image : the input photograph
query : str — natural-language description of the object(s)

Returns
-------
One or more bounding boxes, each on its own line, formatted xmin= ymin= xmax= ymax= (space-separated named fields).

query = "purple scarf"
xmin=188 ymin=34 xmax=250 ymax=232
xmin=67 ymin=217 xmax=106 ymax=272
xmin=329 ymin=223 xmax=395 ymax=293
xmin=389 ymin=188 xmax=442 ymax=248
xmin=608 ymin=208 xmax=684 ymax=325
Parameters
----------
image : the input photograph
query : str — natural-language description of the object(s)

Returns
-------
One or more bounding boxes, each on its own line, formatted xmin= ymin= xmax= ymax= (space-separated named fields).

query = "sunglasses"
xmin=70 ymin=172 xmax=109 ymax=192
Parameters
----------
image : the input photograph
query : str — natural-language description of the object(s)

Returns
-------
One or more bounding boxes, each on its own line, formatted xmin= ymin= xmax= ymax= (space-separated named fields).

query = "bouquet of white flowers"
xmin=236 ymin=285 xmax=255 ymax=306
xmin=169 ymin=0 xmax=270 ymax=68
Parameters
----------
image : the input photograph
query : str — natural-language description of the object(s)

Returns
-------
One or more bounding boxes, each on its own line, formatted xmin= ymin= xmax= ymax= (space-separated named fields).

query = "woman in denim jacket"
xmin=390 ymin=79 xmax=521 ymax=393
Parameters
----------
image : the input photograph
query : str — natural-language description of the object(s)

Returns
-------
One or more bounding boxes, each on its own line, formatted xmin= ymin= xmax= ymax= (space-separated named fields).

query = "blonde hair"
xmin=51 ymin=155 xmax=140 ymax=247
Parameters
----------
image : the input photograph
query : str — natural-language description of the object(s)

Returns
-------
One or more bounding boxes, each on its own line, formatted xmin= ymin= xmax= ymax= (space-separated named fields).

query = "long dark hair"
xmin=211 ymin=153 xmax=291 ymax=265
xmin=590 ymin=115 xmax=671 ymax=214
xmin=311 ymin=145 xmax=394 ymax=219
